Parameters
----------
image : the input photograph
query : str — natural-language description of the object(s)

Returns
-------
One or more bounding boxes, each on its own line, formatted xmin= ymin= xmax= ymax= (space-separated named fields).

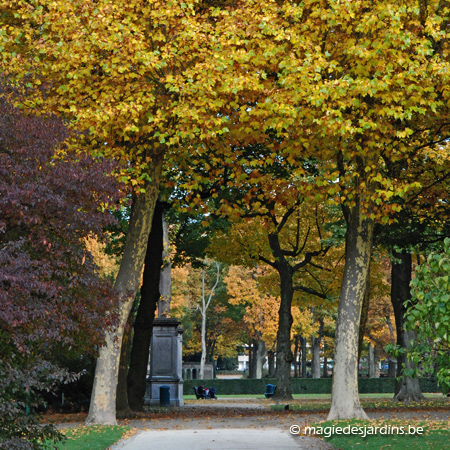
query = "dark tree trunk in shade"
xmin=127 ymin=201 xmax=164 ymax=411
xmin=248 ymin=342 xmax=253 ymax=378
xmin=273 ymin=258 xmax=294 ymax=399
xmin=268 ymin=351 xmax=275 ymax=378
xmin=323 ymin=352 xmax=328 ymax=378
xmin=391 ymin=251 xmax=424 ymax=403
xmin=301 ymin=336 xmax=307 ymax=378
xmin=293 ymin=335 xmax=300 ymax=378
xmin=249 ymin=340 xmax=258 ymax=379
xmin=116 ymin=309 xmax=135 ymax=418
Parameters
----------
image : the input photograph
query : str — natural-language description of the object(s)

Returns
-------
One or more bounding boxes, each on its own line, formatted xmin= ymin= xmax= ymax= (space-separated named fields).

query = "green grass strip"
xmin=308 ymin=419 xmax=449 ymax=450
xmin=48 ymin=425 xmax=130 ymax=450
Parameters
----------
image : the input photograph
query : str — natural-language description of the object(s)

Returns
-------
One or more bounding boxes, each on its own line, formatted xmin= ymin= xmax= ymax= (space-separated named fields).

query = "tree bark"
xmin=368 ymin=344 xmax=379 ymax=378
xmin=250 ymin=339 xmax=258 ymax=379
xmin=358 ymin=274 xmax=371 ymax=362
xmin=158 ymin=214 xmax=171 ymax=317
xmin=127 ymin=201 xmax=164 ymax=411
xmin=293 ymin=335 xmax=300 ymax=378
xmin=301 ymin=336 xmax=307 ymax=378
xmin=323 ymin=351 xmax=328 ymax=378
xmin=86 ymin=151 xmax=164 ymax=425
xmin=273 ymin=259 xmax=294 ymax=399
xmin=391 ymin=251 xmax=425 ymax=402
xmin=268 ymin=350 xmax=275 ymax=378
xmin=116 ymin=308 xmax=134 ymax=418
xmin=200 ymin=262 xmax=220 ymax=380
xmin=327 ymin=197 xmax=373 ymax=420
xmin=248 ymin=341 xmax=254 ymax=379
xmin=255 ymin=335 xmax=265 ymax=379
xmin=312 ymin=318 xmax=323 ymax=379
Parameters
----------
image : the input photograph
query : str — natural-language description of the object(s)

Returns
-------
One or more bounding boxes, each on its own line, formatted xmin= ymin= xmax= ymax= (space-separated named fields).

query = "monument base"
xmin=144 ymin=318 xmax=184 ymax=407
xmin=145 ymin=377 xmax=184 ymax=406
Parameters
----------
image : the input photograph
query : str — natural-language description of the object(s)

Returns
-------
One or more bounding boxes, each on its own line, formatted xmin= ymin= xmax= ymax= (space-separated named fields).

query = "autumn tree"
xmin=376 ymin=156 xmax=450 ymax=401
xmin=0 ymin=91 xmax=122 ymax=447
xmin=0 ymin=0 xmax=238 ymax=424
xmin=208 ymin=195 xmax=343 ymax=397
xmin=171 ymin=263 xmax=244 ymax=365
xmin=5 ymin=0 xmax=450 ymax=421
xmin=178 ymin=0 xmax=450 ymax=418
xmin=225 ymin=265 xmax=279 ymax=378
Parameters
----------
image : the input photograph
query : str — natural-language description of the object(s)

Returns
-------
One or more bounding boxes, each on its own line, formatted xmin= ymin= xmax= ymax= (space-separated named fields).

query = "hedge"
xmin=183 ymin=377 xmax=440 ymax=396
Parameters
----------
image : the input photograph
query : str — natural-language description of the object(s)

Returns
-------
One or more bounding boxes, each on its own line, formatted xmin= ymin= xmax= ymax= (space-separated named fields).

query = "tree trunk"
xmin=248 ymin=341 xmax=254 ymax=379
xmin=323 ymin=352 xmax=328 ymax=378
xmin=327 ymin=198 xmax=373 ymax=420
xmin=358 ymin=274 xmax=371 ymax=362
xmin=200 ymin=291 xmax=207 ymax=380
xmin=200 ymin=262 xmax=220 ymax=380
xmin=255 ymin=336 xmax=265 ymax=379
xmin=127 ymin=201 xmax=164 ymax=411
xmin=268 ymin=350 xmax=275 ymax=378
xmin=116 ymin=308 xmax=134 ymax=418
xmin=293 ymin=335 xmax=300 ymax=378
xmin=251 ymin=339 xmax=258 ymax=379
xmin=86 ymin=152 xmax=164 ymax=425
xmin=273 ymin=260 xmax=294 ymax=399
xmin=312 ymin=318 xmax=323 ymax=379
xmin=158 ymin=214 xmax=171 ymax=317
xmin=301 ymin=336 xmax=307 ymax=378
xmin=368 ymin=344 xmax=379 ymax=378
xmin=391 ymin=250 xmax=425 ymax=402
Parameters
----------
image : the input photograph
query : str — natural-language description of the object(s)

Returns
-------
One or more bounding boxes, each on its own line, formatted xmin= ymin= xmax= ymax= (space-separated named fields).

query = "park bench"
xmin=264 ymin=384 xmax=276 ymax=398
xmin=193 ymin=386 xmax=206 ymax=399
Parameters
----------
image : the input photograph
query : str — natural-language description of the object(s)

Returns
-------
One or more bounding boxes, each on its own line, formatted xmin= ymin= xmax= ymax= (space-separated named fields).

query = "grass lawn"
xmin=47 ymin=425 xmax=130 ymax=450
xmin=271 ymin=394 xmax=449 ymax=412
xmin=310 ymin=419 xmax=449 ymax=450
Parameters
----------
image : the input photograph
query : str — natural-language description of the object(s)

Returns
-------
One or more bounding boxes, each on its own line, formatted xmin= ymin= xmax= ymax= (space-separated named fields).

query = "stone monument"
xmin=145 ymin=216 xmax=184 ymax=406
xmin=146 ymin=318 xmax=184 ymax=406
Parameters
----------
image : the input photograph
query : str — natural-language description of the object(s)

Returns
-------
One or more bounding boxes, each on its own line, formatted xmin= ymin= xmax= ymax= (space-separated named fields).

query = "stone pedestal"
xmin=145 ymin=318 xmax=184 ymax=406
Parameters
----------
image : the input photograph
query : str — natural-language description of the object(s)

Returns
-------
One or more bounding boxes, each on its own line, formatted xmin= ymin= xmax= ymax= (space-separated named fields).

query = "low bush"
xmin=183 ymin=377 xmax=439 ymax=396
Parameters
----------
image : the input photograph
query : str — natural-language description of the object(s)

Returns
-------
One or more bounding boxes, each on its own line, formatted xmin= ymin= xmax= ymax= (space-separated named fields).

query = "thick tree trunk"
xmin=116 ymin=308 xmax=135 ymax=418
xmin=127 ymin=201 xmax=164 ymax=411
xmin=86 ymin=153 xmax=164 ymax=425
xmin=391 ymin=251 xmax=424 ymax=402
xmin=273 ymin=261 xmax=294 ymax=399
xmin=312 ymin=318 xmax=323 ymax=379
xmin=327 ymin=199 xmax=373 ymax=420
xmin=301 ymin=336 xmax=307 ymax=378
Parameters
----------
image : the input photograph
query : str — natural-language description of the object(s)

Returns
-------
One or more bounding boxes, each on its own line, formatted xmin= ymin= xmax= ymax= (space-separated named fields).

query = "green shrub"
xmin=183 ymin=377 xmax=439 ymax=396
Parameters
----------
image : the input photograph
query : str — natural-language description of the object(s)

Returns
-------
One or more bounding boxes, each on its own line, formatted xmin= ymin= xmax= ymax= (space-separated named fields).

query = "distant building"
xmin=182 ymin=362 xmax=214 ymax=380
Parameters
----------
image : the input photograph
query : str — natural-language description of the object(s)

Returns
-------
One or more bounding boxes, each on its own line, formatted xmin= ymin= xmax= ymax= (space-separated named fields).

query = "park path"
xmin=109 ymin=398 xmax=334 ymax=449
xmin=108 ymin=397 xmax=449 ymax=449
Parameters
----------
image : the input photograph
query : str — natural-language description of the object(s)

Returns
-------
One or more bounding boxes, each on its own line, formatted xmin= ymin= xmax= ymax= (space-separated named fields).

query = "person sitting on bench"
xmin=209 ymin=386 xmax=217 ymax=399
xmin=197 ymin=383 xmax=209 ymax=398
